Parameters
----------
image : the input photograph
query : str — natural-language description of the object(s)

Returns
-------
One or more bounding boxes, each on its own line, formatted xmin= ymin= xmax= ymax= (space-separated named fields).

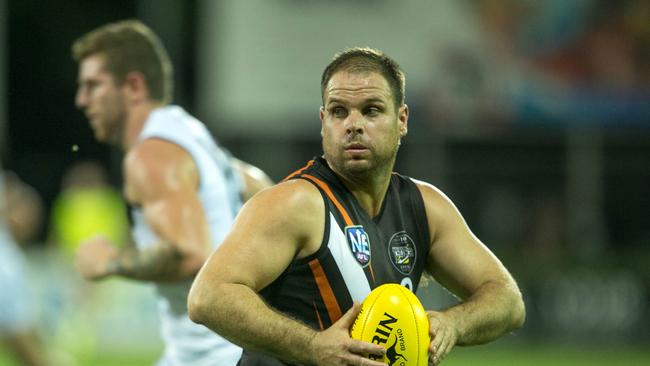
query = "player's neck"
xmin=122 ymin=101 xmax=164 ymax=150
xmin=338 ymin=167 xmax=392 ymax=219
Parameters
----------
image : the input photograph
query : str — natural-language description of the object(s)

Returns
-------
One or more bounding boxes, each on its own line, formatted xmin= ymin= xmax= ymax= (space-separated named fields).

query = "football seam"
xmin=399 ymin=286 xmax=425 ymax=362
xmin=361 ymin=285 xmax=387 ymax=340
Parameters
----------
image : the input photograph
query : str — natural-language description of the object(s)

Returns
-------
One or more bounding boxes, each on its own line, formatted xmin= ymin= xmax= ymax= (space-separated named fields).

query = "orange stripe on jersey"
xmin=313 ymin=301 xmax=325 ymax=330
xmin=301 ymin=174 xmax=353 ymax=227
xmin=282 ymin=160 xmax=315 ymax=182
xmin=368 ymin=263 xmax=376 ymax=285
xmin=309 ymin=259 xmax=343 ymax=323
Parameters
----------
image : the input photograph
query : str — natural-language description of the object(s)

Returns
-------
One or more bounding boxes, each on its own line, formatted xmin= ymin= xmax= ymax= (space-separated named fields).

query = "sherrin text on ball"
xmin=350 ymin=284 xmax=430 ymax=365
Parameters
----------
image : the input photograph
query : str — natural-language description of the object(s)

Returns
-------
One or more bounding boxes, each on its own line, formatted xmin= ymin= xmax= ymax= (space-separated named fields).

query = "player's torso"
xmin=261 ymin=157 xmax=430 ymax=331
xmin=129 ymin=105 xmax=242 ymax=251
xmin=126 ymin=106 xmax=243 ymax=364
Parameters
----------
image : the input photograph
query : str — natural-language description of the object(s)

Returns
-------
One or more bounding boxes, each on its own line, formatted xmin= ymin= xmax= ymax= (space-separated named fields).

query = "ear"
xmin=398 ymin=104 xmax=409 ymax=137
xmin=123 ymin=71 xmax=149 ymax=102
xmin=319 ymin=106 xmax=326 ymax=121
xmin=319 ymin=106 xmax=325 ymax=136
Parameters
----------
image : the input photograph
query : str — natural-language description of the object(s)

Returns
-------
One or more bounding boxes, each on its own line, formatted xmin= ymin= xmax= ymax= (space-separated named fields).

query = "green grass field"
xmin=445 ymin=344 xmax=650 ymax=366
xmin=2 ymin=343 xmax=650 ymax=366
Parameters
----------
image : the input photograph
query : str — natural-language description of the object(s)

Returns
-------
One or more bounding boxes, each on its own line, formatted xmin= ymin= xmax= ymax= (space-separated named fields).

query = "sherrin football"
xmin=350 ymin=284 xmax=430 ymax=365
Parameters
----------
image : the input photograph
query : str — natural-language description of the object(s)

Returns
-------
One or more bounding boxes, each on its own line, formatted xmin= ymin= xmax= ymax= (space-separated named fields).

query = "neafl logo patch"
xmin=345 ymin=225 xmax=371 ymax=266
xmin=388 ymin=231 xmax=416 ymax=275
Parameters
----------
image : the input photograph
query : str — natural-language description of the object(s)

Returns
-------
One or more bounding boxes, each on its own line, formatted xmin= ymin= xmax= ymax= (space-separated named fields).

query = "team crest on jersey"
xmin=345 ymin=225 xmax=371 ymax=267
xmin=388 ymin=231 xmax=416 ymax=275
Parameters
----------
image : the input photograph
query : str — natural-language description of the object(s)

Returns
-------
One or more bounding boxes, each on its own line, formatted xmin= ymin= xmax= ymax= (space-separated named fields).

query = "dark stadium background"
xmin=1 ymin=0 xmax=649 ymax=365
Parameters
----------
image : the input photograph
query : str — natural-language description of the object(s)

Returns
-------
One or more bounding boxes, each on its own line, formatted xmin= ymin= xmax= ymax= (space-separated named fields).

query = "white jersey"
xmin=0 ymin=172 xmax=35 ymax=335
xmin=130 ymin=106 xmax=243 ymax=366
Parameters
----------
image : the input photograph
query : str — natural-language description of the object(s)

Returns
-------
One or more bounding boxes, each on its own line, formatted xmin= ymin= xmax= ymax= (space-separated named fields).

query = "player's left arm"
xmin=76 ymin=139 xmax=211 ymax=282
xmin=414 ymin=180 xmax=525 ymax=364
xmin=118 ymin=139 xmax=213 ymax=281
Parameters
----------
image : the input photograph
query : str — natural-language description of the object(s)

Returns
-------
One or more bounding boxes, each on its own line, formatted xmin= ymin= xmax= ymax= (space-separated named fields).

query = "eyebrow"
xmin=326 ymin=97 xmax=387 ymax=106
xmin=77 ymin=78 xmax=97 ymax=85
xmin=363 ymin=98 xmax=387 ymax=105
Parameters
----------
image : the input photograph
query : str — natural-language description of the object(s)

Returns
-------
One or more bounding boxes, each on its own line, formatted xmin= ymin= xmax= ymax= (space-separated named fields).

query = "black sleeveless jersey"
xmin=238 ymin=157 xmax=430 ymax=366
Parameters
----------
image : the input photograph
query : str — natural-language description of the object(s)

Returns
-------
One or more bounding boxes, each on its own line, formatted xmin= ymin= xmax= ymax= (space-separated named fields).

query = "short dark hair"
xmin=72 ymin=19 xmax=173 ymax=104
xmin=320 ymin=47 xmax=406 ymax=108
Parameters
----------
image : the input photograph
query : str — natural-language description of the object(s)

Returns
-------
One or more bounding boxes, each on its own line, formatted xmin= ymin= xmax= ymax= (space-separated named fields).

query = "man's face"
xmin=75 ymin=54 xmax=127 ymax=145
xmin=320 ymin=70 xmax=408 ymax=179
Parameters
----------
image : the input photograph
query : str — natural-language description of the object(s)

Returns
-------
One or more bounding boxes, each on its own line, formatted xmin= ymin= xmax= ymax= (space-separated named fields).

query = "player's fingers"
xmin=441 ymin=336 xmax=455 ymax=362
xmin=348 ymin=339 xmax=385 ymax=358
xmin=437 ymin=327 xmax=457 ymax=364
xmin=428 ymin=338 xmax=437 ymax=363
xmin=337 ymin=302 xmax=362 ymax=329
xmin=436 ymin=336 xmax=449 ymax=363
xmin=427 ymin=314 xmax=441 ymax=334
xmin=344 ymin=354 xmax=386 ymax=366
xmin=429 ymin=353 xmax=440 ymax=366
xmin=430 ymin=326 xmax=451 ymax=365
xmin=430 ymin=329 xmax=444 ymax=358
xmin=427 ymin=353 xmax=436 ymax=366
xmin=428 ymin=315 xmax=443 ymax=348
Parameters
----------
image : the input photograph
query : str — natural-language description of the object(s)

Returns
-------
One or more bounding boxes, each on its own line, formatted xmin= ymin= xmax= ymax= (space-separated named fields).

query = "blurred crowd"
xmin=422 ymin=0 xmax=650 ymax=129
xmin=414 ymin=0 xmax=650 ymax=345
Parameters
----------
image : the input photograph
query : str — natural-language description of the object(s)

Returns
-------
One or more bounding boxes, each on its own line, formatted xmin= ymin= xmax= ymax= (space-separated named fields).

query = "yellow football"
xmin=350 ymin=284 xmax=430 ymax=365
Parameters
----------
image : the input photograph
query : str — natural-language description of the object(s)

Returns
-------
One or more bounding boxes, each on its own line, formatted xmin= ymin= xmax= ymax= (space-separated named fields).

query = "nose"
xmin=345 ymin=111 xmax=365 ymax=135
xmin=75 ymin=88 xmax=87 ymax=109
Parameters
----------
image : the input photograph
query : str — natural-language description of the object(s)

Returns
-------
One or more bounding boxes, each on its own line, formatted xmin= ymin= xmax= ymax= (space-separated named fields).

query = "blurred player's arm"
xmin=415 ymin=180 xmax=525 ymax=364
xmin=75 ymin=139 xmax=211 ymax=282
xmin=231 ymin=158 xmax=274 ymax=201
xmin=188 ymin=180 xmax=386 ymax=366
xmin=3 ymin=172 xmax=43 ymax=244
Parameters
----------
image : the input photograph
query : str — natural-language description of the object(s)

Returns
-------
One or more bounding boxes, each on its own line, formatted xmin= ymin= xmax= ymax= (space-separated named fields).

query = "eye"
xmin=364 ymin=106 xmax=382 ymax=117
xmin=80 ymin=80 xmax=98 ymax=94
xmin=330 ymin=106 xmax=347 ymax=118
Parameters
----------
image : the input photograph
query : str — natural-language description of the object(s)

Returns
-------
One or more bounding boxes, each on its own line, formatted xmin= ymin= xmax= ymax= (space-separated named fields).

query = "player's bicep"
xmin=125 ymin=141 xmax=209 ymax=255
xmin=197 ymin=180 xmax=323 ymax=292
xmin=205 ymin=205 xmax=295 ymax=291
xmin=142 ymin=192 xmax=210 ymax=255
xmin=417 ymin=182 xmax=510 ymax=300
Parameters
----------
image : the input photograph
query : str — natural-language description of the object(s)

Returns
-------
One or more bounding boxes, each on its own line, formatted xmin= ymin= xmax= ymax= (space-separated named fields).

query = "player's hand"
xmin=427 ymin=310 xmax=458 ymax=365
xmin=309 ymin=302 xmax=386 ymax=366
xmin=75 ymin=235 xmax=118 ymax=280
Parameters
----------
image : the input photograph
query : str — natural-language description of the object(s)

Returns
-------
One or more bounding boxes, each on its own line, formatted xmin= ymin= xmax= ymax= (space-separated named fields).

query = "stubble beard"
xmin=93 ymin=114 xmax=126 ymax=147
xmin=324 ymin=141 xmax=399 ymax=184
xmin=102 ymin=104 xmax=128 ymax=147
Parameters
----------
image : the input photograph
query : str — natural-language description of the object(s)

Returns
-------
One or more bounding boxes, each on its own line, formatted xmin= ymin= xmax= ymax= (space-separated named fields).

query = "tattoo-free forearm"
xmin=189 ymin=283 xmax=317 ymax=364
xmin=106 ymin=241 xmax=187 ymax=281
xmin=445 ymin=280 xmax=525 ymax=345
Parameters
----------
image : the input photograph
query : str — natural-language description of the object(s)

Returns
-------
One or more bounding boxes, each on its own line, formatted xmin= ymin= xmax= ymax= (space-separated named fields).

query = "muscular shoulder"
xmin=411 ymin=179 xmax=454 ymax=208
xmin=236 ymin=178 xmax=325 ymax=257
xmin=411 ymin=178 xmax=463 ymax=240
xmin=124 ymin=138 xmax=198 ymax=203
xmin=243 ymin=178 xmax=323 ymax=222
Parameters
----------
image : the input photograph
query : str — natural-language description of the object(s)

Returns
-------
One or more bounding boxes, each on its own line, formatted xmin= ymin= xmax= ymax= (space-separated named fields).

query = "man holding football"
xmin=188 ymin=47 xmax=525 ymax=366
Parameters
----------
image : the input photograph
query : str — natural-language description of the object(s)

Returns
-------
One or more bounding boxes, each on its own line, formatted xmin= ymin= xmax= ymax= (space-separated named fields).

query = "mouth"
xmin=344 ymin=143 xmax=370 ymax=159
xmin=345 ymin=142 xmax=368 ymax=152
xmin=87 ymin=115 xmax=100 ymax=130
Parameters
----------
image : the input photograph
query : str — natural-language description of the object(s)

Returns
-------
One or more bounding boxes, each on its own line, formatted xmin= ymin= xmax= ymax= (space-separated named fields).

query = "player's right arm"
xmin=188 ymin=179 xmax=385 ymax=366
